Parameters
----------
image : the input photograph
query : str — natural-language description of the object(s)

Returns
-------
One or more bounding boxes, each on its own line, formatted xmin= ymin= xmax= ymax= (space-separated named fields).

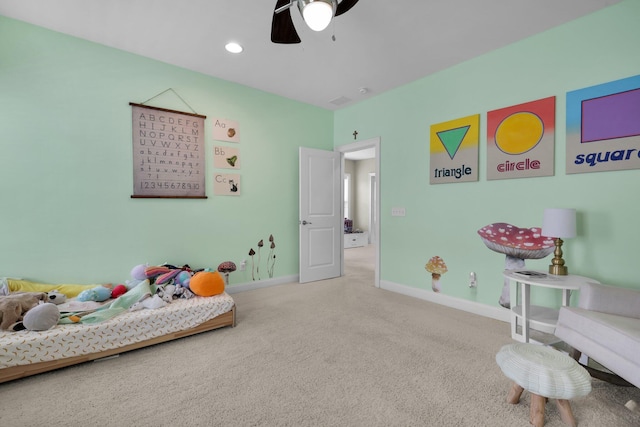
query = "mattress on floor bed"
xmin=0 ymin=292 xmax=234 ymax=369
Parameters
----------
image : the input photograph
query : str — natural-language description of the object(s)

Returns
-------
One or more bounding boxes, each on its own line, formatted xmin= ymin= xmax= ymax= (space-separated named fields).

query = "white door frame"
xmin=368 ymin=172 xmax=377 ymax=245
xmin=336 ymin=137 xmax=381 ymax=288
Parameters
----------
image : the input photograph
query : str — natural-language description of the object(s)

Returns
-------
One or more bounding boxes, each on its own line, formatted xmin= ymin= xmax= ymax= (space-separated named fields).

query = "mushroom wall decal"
xmin=477 ymin=223 xmax=555 ymax=308
xmin=256 ymin=239 xmax=264 ymax=280
xmin=248 ymin=248 xmax=256 ymax=281
xmin=267 ymin=234 xmax=276 ymax=278
xmin=425 ymin=256 xmax=448 ymax=293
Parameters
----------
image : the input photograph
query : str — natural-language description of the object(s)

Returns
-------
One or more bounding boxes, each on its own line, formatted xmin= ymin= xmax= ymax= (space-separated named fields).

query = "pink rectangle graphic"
xmin=581 ymin=88 xmax=640 ymax=143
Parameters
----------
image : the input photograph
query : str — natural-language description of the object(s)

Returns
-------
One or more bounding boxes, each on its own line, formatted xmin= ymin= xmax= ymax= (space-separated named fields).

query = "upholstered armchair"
xmin=555 ymin=281 xmax=640 ymax=388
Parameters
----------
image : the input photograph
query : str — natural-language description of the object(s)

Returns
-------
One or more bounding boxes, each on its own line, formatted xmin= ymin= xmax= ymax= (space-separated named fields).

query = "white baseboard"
xmin=380 ymin=280 xmax=510 ymax=323
xmin=225 ymin=274 xmax=299 ymax=294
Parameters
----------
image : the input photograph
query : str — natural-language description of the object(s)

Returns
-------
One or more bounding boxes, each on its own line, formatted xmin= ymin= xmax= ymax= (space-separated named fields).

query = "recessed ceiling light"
xmin=225 ymin=42 xmax=243 ymax=54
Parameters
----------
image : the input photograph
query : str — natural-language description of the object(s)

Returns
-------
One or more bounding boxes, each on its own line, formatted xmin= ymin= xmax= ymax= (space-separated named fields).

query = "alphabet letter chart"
xmin=131 ymin=104 xmax=207 ymax=198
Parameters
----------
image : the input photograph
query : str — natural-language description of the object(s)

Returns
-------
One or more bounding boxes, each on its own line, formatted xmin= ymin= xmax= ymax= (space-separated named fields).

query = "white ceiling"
xmin=0 ymin=0 xmax=620 ymax=110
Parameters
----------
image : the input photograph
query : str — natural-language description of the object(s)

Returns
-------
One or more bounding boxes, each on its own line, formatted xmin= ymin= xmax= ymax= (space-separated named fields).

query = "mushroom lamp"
xmin=477 ymin=223 xmax=555 ymax=308
xmin=217 ymin=261 xmax=237 ymax=286
xmin=425 ymin=256 xmax=448 ymax=293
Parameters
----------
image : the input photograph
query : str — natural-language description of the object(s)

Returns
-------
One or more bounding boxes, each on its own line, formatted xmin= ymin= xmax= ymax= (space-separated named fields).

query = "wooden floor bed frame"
xmin=0 ymin=305 xmax=235 ymax=384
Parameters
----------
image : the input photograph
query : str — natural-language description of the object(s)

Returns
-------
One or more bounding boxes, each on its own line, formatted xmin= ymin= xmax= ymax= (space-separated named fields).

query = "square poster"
xmin=566 ymin=74 xmax=640 ymax=174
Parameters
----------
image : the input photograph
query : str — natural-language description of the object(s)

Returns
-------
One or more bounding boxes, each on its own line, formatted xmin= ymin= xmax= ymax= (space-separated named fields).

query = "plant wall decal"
xmin=256 ymin=239 xmax=264 ymax=280
xmin=248 ymin=235 xmax=277 ymax=281
xmin=267 ymin=235 xmax=276 ymax=278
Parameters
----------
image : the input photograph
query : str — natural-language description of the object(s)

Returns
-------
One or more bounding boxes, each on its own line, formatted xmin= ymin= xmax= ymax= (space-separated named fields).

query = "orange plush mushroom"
xmin=189 ymin=271 xmax=225 ymax=297
xmin=477 ymin=223 xmax=555 ymax=308
xmin=425 ymin=256 xmax=448 ymax=293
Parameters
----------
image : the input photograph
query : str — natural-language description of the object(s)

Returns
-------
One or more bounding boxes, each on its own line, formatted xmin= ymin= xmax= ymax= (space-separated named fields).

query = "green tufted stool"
xmin=496 ymin=343 xmax=592 ymax=427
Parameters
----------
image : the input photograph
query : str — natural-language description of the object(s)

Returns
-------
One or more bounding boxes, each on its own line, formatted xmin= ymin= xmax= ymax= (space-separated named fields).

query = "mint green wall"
xmin=334 ymin=1 xmax=640 ymax=308
xmin=0 ymin=17 xmax=333 ymax=285
xmin=2 ymin=3 xmax=639 ymax=309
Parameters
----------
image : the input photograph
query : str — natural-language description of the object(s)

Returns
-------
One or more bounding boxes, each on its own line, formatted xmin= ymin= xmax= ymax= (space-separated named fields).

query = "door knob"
xmin=300 ymin=220 xmax=312 ymax=225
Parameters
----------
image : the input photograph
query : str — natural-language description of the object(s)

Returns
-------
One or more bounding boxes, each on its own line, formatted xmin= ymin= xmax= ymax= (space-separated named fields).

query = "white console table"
xmin=503 ymin=270 xmax=599 ymax=344
xmin=344 ymin=232 xmax=368 ymax=249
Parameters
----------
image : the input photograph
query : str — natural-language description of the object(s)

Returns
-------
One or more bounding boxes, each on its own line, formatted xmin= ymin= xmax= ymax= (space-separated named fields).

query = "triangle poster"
xmin=429 ymin=114 xmax=479 ymax=184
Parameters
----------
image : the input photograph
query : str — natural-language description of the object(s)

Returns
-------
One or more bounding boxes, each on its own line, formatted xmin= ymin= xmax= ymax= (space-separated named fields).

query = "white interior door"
xmin=368 ymin=173 xmax=377 ymax=245
xmin=299 ymin=147 xmax=341 ymax=283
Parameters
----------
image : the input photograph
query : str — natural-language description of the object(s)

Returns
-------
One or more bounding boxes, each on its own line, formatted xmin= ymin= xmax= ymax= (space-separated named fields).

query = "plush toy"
xmin=10 ymin=302 xmax=60 ymax=331
xmin=155 ymin=270 xmax=181 ymax=285
xmin=0 ymin=292 xmax=47 ymax=330
xmin=173 ymin=286 xmax=194 ymax=299
xmin=125 ymin=264 xmax=149 ymax=290
xmin=189 ymin=271 xmax=225 ymax=297
xmin=144 ymin=266 xmax=171 ymax=280
xmin=111 ymin=284 xmax=127 ymax=298
xmin=157 ymin=284 xmax=177 ymax=303
xmin=46 ymin=290 xmax=67 ymax=305
xmin=130 ymin=264 xmax=148 ymax=281
xmin=77 ymin=286 xmax=112 ymax=302
xmin=175 ymin=270 xmax=192 ymax=289
xmin=1 ymin=278 xmax=108 ymax=298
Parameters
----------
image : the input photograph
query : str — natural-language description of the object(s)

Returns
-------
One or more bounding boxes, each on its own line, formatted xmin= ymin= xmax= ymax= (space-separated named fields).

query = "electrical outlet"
xmin=469 ymin=272 xmax=477 ymax=288
xmin=391 ymin=207 xmax=406 ymax=217
xmin=239 ymin=260 xmax=247 ymax=271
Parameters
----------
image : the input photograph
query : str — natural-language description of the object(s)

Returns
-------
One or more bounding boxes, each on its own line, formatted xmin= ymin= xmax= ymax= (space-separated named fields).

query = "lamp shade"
xmin=542 ymin=208 xmax=577 ymax=239
xmin=300 ymin=0 xmax=335 ymax=31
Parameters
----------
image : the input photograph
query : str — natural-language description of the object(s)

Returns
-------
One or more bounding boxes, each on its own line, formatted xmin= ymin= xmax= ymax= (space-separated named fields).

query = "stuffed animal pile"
xmin=124 ymin=263 xmax=227 ymax=308
xmin=130 ymin=263 xmax=200 ymax=300
xmin=11 ymin=302 xmax=60 ymax=331
xmin=0 ymin=292 xmax=62 ymax=331
xmin=0 ymin=292 xmax=47 ymax=330
xmin=1 ymin=260 xmax=229 ymax=332
xmin=126 ymin=263 xmax=214 ymax=311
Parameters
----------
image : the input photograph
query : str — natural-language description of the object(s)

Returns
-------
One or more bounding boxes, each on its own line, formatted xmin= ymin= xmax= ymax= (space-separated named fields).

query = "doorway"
xmin=337 ymin=137 xmax=380 ymax=287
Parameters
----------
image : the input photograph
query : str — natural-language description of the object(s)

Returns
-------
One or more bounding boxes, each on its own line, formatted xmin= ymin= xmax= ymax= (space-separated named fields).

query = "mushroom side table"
xmin=496 ymin=343 xmax=591 ymax=427
xmin=503 ymin=270 xmax=599 ymax=344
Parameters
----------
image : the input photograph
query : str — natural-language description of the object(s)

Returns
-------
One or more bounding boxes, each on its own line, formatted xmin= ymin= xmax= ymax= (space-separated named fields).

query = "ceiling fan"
xmin=271 ymin=0 xmax=360 ymax=44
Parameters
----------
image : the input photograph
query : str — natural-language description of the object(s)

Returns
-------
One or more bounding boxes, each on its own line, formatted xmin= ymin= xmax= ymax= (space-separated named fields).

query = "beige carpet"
xmin=1 ymin=245 xmax=638 ymax=426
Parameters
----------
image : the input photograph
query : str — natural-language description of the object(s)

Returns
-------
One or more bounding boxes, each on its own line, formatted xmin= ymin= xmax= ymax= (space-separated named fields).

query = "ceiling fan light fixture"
xmin=299 ymin=0 xmax=335 ymax=32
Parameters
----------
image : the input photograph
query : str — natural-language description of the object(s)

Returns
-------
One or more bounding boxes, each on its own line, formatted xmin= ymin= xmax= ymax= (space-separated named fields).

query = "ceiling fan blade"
xmin=271 ymin=0 xmax=301 ymax=44
xmin=335 ymin=0 xmax=359 ymax=16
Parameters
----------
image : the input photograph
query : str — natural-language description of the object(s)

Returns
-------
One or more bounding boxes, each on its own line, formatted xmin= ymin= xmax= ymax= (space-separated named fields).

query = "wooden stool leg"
xmin=507 ymin=382 xmax=524 ymax=404
xmin=530 ymin=393 xmax=546 ymax=427
xmin=556 ymin=399 xmax=576 ymax=427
